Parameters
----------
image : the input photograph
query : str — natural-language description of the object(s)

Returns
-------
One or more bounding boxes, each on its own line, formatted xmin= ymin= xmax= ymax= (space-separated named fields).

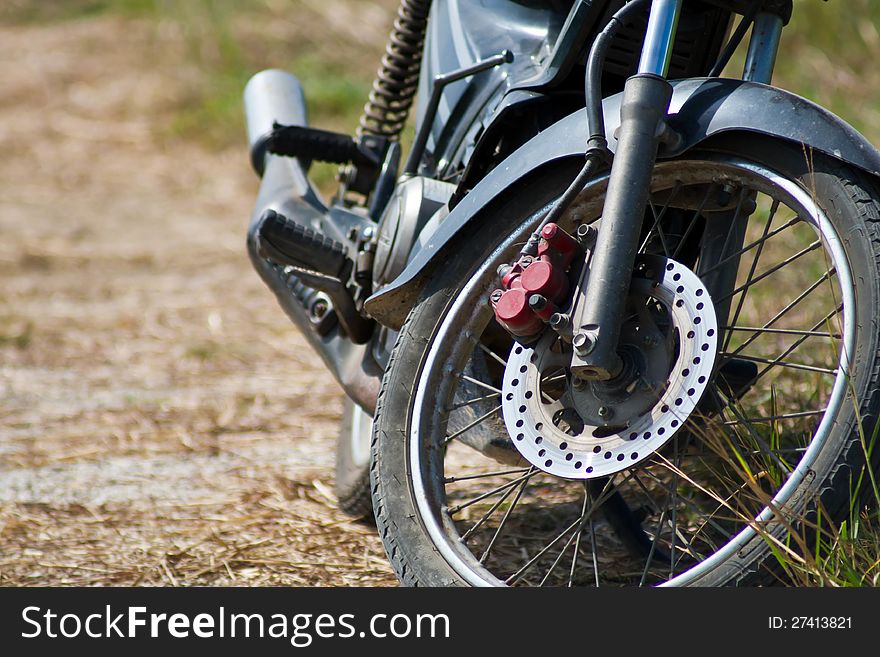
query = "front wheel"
xmin=371 ymin=142 xmax=880 ymax=586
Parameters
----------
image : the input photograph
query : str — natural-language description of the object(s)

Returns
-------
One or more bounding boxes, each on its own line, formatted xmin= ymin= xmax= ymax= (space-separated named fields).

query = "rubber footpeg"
xmin=267 ymin=124 xmax=383 ymax=168
xmin=257 ymin=209 xmax=350 ymax=279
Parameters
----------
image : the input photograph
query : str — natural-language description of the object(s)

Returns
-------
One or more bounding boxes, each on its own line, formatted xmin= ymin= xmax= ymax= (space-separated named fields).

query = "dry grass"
xmin=0 ymin=10 xmax=396 ymax=586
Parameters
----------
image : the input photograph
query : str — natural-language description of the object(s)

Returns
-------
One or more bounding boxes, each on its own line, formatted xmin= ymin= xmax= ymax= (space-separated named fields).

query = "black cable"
xmin=519 ymin=0 xmax=650 ymax=257
xmin=584 ymin=0 xmax=650 ymax=153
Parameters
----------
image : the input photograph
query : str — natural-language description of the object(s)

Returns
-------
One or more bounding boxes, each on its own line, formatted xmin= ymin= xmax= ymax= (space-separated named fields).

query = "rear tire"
xmin=335 ymin=398 xmax=374 ymax=519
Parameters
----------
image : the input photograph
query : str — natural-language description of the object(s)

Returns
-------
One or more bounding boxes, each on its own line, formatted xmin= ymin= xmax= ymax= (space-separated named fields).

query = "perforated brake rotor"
xmin=501 ymin=256 xmax=718 ymax=479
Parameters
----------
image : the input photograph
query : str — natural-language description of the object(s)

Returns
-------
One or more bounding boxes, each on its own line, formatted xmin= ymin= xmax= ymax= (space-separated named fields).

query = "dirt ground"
xmin=0 ymin=15 xmax=398 ymax=586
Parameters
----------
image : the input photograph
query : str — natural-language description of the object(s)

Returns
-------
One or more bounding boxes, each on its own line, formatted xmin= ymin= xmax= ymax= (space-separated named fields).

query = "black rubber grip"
xmin=257 ymin=209 xmax=349 ymax=279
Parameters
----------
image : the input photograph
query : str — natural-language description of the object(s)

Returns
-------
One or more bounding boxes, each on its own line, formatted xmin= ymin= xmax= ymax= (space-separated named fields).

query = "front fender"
xmin=365 ymin=77 xmax=880 ymax=329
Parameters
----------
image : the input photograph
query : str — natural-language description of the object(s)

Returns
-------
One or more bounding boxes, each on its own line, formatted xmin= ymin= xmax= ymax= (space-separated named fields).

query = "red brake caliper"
xmin=491 ymin=223 xmax=585 ymax=340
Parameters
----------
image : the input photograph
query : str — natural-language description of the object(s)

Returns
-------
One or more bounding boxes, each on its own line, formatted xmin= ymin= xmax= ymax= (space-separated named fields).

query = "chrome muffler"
xmin=244 ymin=69 xmax=381 ymax=413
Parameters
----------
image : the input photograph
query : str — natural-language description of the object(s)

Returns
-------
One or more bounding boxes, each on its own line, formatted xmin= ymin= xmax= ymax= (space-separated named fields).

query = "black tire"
xmin=371 ymin=142 xmax=880 ymax=586
xmin=335 ymin=398 xmax=374 ymax=519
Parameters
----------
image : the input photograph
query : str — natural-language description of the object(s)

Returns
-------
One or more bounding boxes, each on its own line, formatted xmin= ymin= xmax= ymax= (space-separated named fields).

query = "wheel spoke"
xmin=541 ymin=373 xmax=567 ymax=386
xmin=722 ymin=325 xmax=840 ymax=339
xmin=711 ymin=387 xmax=794 ymax=475
xmin=505 ymin=475 xmax=624 ymax=585
xmin=716 ymin=305 xmax=843 ymax=405
xmin=446 ymin=469 xmax=537 ymax=515
xmin=714 ymin=188 xmax=751 ymax=276
xmin=444 ymin=404 xmax=502 ymax=445
xmin=641 ymin=182 xmax=682 ymax=255
xmin=540 ymin=519 xmax=583 ymax=586
xmin=479 ymin=469 xmax=534 ymax=563
xmin=567 ymin=485 xmax=590 ymax=587
xmin=698 ymin=215 xmax=800 ymax=278
xmin=505 ymin=516 xmax=585 ymax=585
xmin=669 ymin=435 xmax=680 ymax=578
xmin=720 ymin=409 xmax=826 ymax=426
xmin=634 ymin=469 xmax=730 ymax=549
xmin=722 ymin=268 xmax=837 ymax=360
xmin=715 ymin=239 xmax=823 ymax=306
xmin=478 ymin=342 xmax=509 ymax=367
xmin=639 ymin=507 xmax=667 ymax=586
xmin=583 ymin=483 xmax=601 ymax=587
xmin=587 ymin=513 xmax=600 ymax=587
xmin=460 ymin=476 xmax=525 ymax=543
xmin=671 ymin=185 xmax=714 ymax=261
xmin=722 ymin=200 xmax=777 ymax=353
xmin=720 ymin=352 xmax=836 ymax=376
xmin=458 ymin=374 xmax=503 ymax=395
xmin=646 ymin=454 xmax=754 ymax=526
xmin=449 ymin=392 xmax=501 ymax=411
xmin=445 ymin=467 xmax=532 ymax=484
xmin=750 ymin=305 xmax=843 ymax=382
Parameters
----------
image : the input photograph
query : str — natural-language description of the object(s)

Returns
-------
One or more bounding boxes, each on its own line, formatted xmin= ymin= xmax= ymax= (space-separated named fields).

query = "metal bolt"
xmin=549 ymin=313 xmax=569 ymax=330
xmin=572 ymin=376 xmax=587 ymax=391
xmin=572 ymin=331 xmax=596 ymax=355
xmin=520 ymin=255 xmax=534 ymax=267
xmin=311 ymin=299 xmax=329 ymax=319
xmin=490 ymin=289 xmax=504 ymax=304
xmin=576 ymin=223 xmax=596 ymax=244
xmin=718 ymin=183 xmax=735 ymax=207
xmin=598 ymin=406 xmax=613 ymax=420
xmin=529 ymin=294 xmax=547 ymax=311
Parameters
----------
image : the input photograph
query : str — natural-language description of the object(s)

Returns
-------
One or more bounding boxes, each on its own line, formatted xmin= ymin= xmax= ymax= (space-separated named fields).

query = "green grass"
xmin=5 ymin=0 xmax=880 ymax=148
xmin=156 ymin=2 xmax=375 ymax=151
xmin=774 ymin=0 xmax=880 ymax=142
xmin=0 ymin=0 xmax=157 ymax=23
xmin=0 ymin=1 xmax=383 ymax=154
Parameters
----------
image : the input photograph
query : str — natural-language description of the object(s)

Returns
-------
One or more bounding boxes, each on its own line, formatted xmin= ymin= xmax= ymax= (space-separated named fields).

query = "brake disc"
xmin=501 ymin=256 xmax=718 ymax=479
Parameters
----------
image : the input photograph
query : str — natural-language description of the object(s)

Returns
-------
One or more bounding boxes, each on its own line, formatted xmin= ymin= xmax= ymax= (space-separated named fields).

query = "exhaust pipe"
xmin=244 ymin=70 xmax=381 ymax=414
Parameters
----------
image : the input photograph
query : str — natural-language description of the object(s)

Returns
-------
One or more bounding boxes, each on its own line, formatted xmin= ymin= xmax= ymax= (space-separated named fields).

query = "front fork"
xmin=569 ymin=1 xmax=783 ymax=380
xmin=569 ymin=0 xmax=683 ymax=380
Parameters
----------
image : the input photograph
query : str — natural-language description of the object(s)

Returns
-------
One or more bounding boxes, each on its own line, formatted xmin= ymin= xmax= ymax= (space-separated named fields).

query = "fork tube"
xmin=743 ymin=12 xmax=783 ymax=84
xmin=569 ymin=0 xmax=681 ymax=380
xmin=638 ymin=0 xmax=683 ymax=76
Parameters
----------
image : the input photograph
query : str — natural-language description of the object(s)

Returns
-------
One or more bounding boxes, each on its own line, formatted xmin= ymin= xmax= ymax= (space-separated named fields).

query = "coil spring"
xmin=358 ymin=0 xmax=432 ymax=140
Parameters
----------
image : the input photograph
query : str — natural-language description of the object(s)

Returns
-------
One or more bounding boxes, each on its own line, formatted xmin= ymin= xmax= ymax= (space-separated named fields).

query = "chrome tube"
xmin=637 ymin=0 xmax=683 ymax=77
xmin=244 ymin=69 xmax=307 ymax=152
xmin=743 ymin=12 xmax=784 ymax=84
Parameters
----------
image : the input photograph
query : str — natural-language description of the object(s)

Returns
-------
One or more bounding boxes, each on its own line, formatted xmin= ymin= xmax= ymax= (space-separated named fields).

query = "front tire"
xmin=371 ymin=143 xmax=880 ymax=586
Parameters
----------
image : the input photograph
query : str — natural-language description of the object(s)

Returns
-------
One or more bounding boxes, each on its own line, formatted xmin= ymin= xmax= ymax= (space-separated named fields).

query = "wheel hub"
xmin=501 ymin=256 xmax=718 ymax=479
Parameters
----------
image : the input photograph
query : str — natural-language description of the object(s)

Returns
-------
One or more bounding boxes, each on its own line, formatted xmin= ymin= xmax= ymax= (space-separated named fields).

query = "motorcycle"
xmin=243 ymin=0 xmax=880 ymax=586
